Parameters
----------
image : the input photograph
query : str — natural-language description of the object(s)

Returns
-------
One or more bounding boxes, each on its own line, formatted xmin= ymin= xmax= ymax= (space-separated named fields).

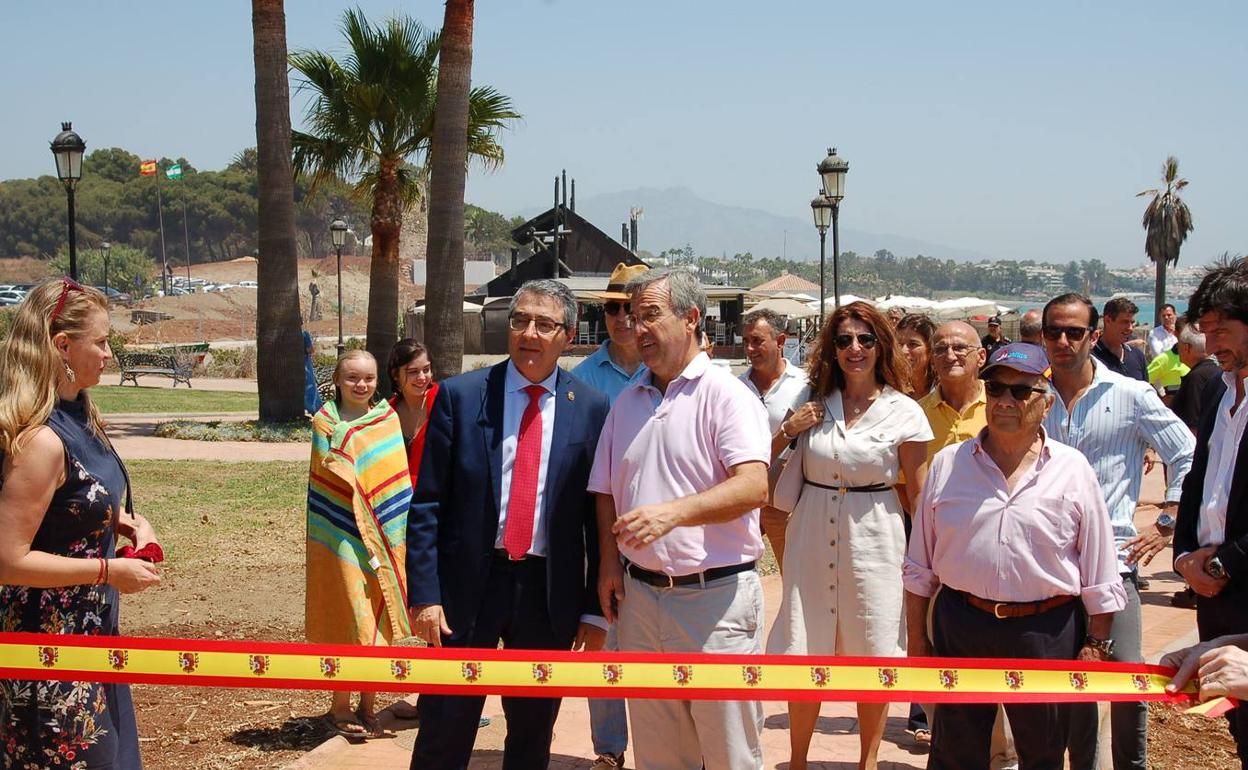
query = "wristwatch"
xmin=1208 ymin=556 xmax=1229 ymax=581
xmin=1155 ymin=513 xmax=1176 ymax=534
xmin=1084 ymin=635 xmax=1115 ymax=657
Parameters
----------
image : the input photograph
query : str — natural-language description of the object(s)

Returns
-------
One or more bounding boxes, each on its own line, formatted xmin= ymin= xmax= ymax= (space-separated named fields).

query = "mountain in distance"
xmin=521 ymin=186 xmax=991 ymax=262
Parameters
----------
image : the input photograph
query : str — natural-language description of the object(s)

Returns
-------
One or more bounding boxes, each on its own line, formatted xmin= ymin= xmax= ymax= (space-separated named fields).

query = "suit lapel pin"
xmin=567 ymin=390 xmax=575 ymax=402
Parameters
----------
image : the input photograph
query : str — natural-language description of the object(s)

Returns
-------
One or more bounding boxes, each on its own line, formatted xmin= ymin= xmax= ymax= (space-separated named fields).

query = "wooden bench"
xmin=117 ymin=352 xmax=194 ymax=388
xmin=314 ymin=365 xmax=336 ymax=405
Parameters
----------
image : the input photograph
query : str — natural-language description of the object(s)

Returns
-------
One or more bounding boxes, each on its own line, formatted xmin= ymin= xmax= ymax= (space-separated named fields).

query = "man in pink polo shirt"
xmin=589 ymin=267 xmax=771 ymax=770
xmin=903 ymin=343 xmax=1126 ymax=770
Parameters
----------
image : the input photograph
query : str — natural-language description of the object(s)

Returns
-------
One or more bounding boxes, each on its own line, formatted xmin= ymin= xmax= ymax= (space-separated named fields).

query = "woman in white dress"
xmin=769 ymin=301 xmax=933 ymax=770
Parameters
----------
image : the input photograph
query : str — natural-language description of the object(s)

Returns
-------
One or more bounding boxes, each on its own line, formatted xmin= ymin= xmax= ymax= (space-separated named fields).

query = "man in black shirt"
xmin=1093 ymin=298 xmax=1149 ymax=382
xmin=981 ymin=315 xmax=1010 ymax=355
xmin=1172 ymin=325 xmax=1221 ymax=432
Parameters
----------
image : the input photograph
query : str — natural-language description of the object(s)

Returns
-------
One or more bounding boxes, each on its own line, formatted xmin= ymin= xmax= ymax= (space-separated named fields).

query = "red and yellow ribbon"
xmin=0 ymin=632 xmax=1207 ymax=707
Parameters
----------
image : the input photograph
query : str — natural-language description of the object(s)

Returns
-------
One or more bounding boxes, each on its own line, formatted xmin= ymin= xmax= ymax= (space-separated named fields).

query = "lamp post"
xmin=816 ymin=147 xmax=848 ymax=306
xmin=50 ymin=123 xmax=86 ymax=281
xmin=330 ymin=218 xmax=348 ymax=356
xmin=101 ymin=240 xmax=111 ymax=296
xmin=811 ymin=194 xmax=833 ymax=325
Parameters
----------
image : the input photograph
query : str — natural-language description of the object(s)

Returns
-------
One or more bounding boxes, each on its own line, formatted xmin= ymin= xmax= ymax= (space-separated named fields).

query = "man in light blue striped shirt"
xmin=1041 ymin=293 xmax=1195 ymax=770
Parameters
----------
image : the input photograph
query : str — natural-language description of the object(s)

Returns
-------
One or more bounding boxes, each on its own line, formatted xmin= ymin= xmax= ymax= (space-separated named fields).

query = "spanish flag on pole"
xmin=140 ymin=160 xmax=157 ymax=176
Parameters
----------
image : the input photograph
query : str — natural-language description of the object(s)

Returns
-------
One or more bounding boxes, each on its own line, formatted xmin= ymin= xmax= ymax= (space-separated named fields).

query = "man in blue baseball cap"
xmin=905 ymin=341 xmax=1125 ymax=770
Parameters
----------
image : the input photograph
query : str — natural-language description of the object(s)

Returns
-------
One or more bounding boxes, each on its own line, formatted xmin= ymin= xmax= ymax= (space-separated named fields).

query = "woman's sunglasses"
xmin=604 ymin=300 xmax=630 ymax=317
xmin=50 ymin=277 xmax=85 ymax=323
xmin=833 ymin=333 xmax=878 ymax=350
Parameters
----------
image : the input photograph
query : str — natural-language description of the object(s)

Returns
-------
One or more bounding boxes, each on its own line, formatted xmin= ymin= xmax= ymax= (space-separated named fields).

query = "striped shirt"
xmin=1043 ymin=360 xmax=1195 ymax=574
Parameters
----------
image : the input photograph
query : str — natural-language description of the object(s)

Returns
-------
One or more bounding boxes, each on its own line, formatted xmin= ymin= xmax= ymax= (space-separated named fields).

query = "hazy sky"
xmin=2 ymin=0 xmax=1244 ymax=266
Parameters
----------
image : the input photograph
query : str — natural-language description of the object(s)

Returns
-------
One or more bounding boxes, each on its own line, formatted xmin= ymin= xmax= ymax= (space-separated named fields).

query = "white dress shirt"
xmin=739 ymin=359 xmax=810 ymax=433
xmin=495 ymin=362 xmax=557 ymax=557
xmin=1148 ymin=326 xmax=1178 ymax=358
xmin=1199 ymin=372 xmax=1248 ymax=547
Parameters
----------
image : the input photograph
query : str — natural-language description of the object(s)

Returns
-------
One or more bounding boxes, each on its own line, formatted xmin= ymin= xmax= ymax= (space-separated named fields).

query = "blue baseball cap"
xmin=980 ymin=342 xmax=1051 ymax=379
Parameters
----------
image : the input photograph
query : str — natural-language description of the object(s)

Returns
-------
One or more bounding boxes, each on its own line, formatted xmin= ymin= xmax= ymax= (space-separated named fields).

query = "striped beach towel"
xmin=306 ymin=400 xmax=413 ymax=645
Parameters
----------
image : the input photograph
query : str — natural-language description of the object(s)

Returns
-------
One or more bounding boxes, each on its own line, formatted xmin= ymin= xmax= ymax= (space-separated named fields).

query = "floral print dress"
xmin=0 ymin=397 xmax=141 ymax=770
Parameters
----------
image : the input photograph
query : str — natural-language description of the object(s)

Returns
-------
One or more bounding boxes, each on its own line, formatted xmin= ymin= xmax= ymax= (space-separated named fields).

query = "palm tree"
xmin=1137 ymin=156 xmax=1194 ymax=325
xmin=291 ymin=8 xmax=518 ymax=386
xmin=251 ymin=0 xmax=305 ymax=421
xmin=425 ymin=0 xmax=475 ymax=382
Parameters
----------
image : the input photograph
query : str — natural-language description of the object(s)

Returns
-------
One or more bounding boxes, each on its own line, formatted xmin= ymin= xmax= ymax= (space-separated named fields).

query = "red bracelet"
xmin=95 ymin=557 xmax=105 ymax=585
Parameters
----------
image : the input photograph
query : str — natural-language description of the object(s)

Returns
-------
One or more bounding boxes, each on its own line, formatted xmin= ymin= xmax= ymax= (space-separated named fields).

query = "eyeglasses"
xmin=604 ymin=300 xmax=630 ymax=317
xmin=834 ymin=333 xmax=878 ymax=350
xmin=1042 ymin=325 xmax=1094 ymax=342
xmin=984 ymin=380 xmax=1048 ymax=401
xmin=627 ymin=306 xmax=666 ymax=328
xmin=932 ymin=343 xmax=979 ymax=358
xmin=508 ymin=314 xmax=564 ymax=336
xmin=50 ymin=277 xmax=84 ymax=323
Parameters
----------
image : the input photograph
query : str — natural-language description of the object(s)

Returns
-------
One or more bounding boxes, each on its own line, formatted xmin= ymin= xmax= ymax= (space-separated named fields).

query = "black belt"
xmin=804 ymin=480 xmax=893 ymax=493
xmin=492 ymin=549 xmax=545 ymax=563
xmin=624 ymin=559 xmax=755 ymax=588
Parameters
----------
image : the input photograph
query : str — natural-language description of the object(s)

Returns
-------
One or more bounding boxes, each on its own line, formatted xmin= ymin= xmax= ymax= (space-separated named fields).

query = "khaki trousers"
xmin=619 ymin=569 xmax=764 ymax=770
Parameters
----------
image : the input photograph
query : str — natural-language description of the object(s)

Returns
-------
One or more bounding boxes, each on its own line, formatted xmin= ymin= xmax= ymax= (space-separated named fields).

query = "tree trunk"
xmin=1154 ymin=256 xmax=1167 ymax=327
xmin=251 ymin=0 xmax=305 ymax=421
xmin=367 ymin=162 xmax=404 ymax=394
xmin=424 ymin=0 xmax=475 ymax=382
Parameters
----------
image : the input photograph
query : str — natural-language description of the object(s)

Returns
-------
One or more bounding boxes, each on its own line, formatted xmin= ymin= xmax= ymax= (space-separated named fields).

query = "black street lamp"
xmin=816 ymin=147 xmax=848 ymax=307
xmin=101 ymin=240 xmax=111 ymax=297
xmin=330 ymin=218 xmax=348 ymax=356
xmin=810 ymin=194 xmax=833 ymax=325
xmin=50 ymin=122 xmax=86 ymax=281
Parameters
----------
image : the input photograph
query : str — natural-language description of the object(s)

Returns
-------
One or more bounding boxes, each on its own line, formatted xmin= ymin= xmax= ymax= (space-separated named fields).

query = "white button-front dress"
xmin=767 ymin=385 xmax=933 ymax=657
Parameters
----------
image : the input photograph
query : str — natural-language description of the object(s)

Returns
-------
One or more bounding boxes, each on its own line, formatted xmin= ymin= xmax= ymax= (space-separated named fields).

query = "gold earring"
xmin=63 ymin=362 xmax=76 ymax=383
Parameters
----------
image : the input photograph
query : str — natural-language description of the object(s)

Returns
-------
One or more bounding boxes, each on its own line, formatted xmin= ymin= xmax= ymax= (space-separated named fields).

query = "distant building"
xmin=751 ymin=272 xmax=821 ymax=297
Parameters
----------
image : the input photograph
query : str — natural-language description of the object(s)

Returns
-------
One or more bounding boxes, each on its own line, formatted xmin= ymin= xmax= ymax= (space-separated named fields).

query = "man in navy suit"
xmin=407 ymin=279 xmax=609 ymax=770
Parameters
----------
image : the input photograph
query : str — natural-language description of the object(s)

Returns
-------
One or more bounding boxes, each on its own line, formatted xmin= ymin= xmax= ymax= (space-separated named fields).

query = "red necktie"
xmin=503 ymin=385 xmax=545 ymax=560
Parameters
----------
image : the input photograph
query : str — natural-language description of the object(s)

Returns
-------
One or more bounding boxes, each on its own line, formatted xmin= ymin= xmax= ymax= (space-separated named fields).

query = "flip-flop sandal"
xmin=355 ymin=710 xmax=395 ymax=739
xmin=389 ymin=701 xmax=419 ymax=722
xmin=322 ymin=714 xmax=368 ymax=741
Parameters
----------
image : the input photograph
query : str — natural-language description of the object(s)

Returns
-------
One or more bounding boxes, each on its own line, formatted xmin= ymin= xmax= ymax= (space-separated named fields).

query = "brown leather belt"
xmin=956 ymin=589 xmax=1076 ymax=619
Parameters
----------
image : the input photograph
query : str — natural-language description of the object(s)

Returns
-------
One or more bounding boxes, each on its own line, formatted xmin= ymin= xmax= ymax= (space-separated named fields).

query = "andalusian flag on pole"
xmin=165 ymin=163 xmax=183 ymax=180
xmin=139 ymin=160 xmax=157 ymax=176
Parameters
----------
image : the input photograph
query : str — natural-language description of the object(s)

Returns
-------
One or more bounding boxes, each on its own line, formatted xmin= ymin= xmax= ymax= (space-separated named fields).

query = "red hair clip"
xmin=49 ymin=277 xmax=85 ymax=324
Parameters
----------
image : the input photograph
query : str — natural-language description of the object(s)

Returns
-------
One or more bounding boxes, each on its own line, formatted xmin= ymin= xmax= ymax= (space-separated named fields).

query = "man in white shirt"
xmin=739 ymin=307 xmax=808 ymax=572
xmin=1174 ymin=260 xmax=1248 ymax=765
xmin=1148 ymin=303 xmax=1179 ymax=358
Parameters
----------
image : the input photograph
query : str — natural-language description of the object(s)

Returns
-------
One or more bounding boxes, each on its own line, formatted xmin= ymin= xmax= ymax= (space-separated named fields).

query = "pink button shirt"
xmin=588 ymin=353 xmax=771 ymax=575
xmin=903 ymin=430 xmax=1127 ymax=615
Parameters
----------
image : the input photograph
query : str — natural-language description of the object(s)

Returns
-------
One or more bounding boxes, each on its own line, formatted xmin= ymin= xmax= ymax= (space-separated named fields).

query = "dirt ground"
xmin=0 ymin=255 xmax=432 ymax=346
xmin=119 ymin=508 xmax=1241 ymax=770
xmin=122 ymin=460 xmax=415 ymax=770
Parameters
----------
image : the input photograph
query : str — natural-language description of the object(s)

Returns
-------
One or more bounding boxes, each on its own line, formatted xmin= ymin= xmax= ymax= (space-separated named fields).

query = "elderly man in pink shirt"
xmin=589 ymin=267 xmax=771 ymax=770
xmin=903 ymin=343 xmax=1126 ymax=770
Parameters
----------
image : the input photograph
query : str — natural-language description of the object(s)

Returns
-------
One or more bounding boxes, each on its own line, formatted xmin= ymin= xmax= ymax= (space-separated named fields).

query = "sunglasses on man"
xmin=1041 ymin=325 xmax=1095 ymax=342
xmin=984 ymin=380 xmax=1048 ymax=401
xmin=604 ymin=300 xmax=630 ymax=316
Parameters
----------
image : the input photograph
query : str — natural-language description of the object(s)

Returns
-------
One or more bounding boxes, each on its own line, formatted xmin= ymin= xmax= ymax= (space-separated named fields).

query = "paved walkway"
xmin=281 ymin=475 xmax=1198 ymax=770
xmin=107 ymin=411 xmax=309 ymax=462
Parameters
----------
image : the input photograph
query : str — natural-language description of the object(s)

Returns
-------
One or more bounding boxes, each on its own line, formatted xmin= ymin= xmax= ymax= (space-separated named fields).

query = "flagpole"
xmin=180 ymin=181 xmax=192 ymax=283
xmin=156 ymin=162 xmax=169 ymax=296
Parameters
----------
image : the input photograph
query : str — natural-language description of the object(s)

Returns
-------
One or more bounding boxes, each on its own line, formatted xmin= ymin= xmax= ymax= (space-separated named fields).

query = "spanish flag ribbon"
xmin=0 ymin=632 xmax=1203 ymax=707
xmin=139 ymin=160 xmax=157 ymax=176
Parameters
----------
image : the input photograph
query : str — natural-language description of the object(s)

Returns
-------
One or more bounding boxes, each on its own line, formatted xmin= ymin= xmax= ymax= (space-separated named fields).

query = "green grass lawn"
xmin=91 ymin=385 xmax=259 ymax=414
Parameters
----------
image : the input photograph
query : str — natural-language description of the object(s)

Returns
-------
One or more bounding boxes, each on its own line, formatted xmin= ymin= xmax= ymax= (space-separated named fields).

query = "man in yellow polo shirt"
xmin=917 ymin=321 xmax=988 ymax=471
